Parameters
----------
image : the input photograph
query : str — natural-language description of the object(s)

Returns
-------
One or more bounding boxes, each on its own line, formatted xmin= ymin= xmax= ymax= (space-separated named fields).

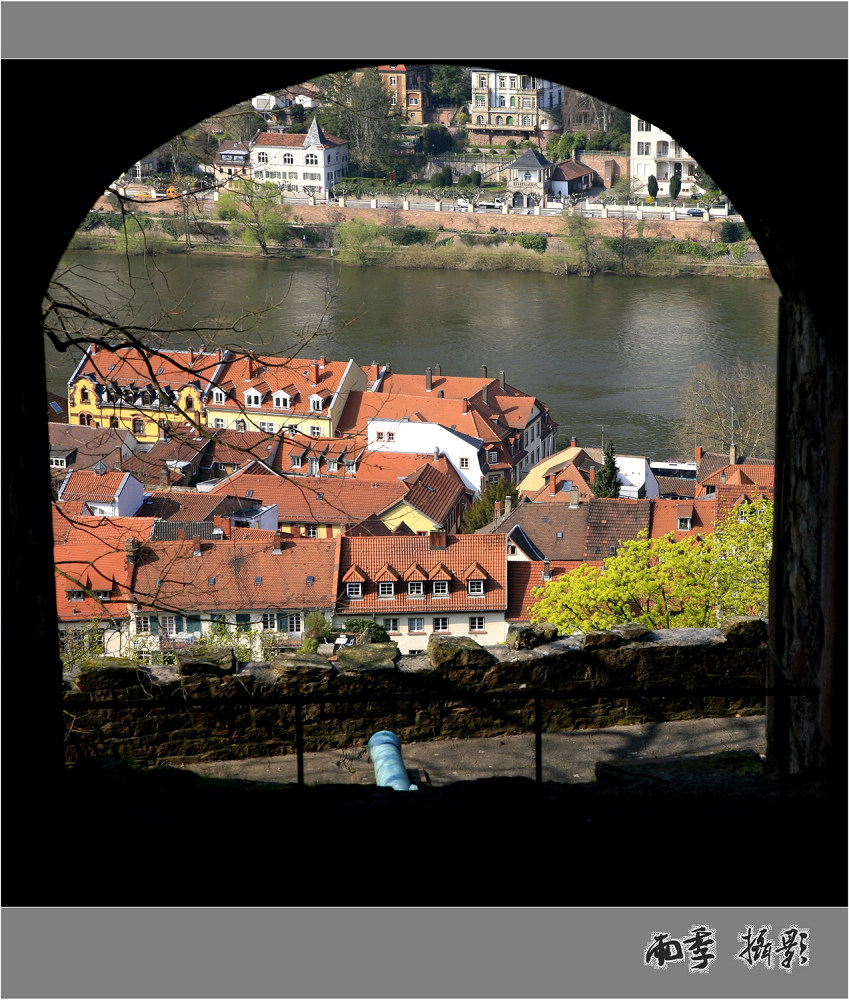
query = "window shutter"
xmin=175 ymin=614 xmax=184 ymax=633
xmin=235 ymin=613 xmax=252 ymax=632
xmin=277 ymin=613 xmax=287 ymax=631
xmin=186 ymin=615 xmax=202 ymax=633
xmin=150 ymin=617 xmax=159 ymax=635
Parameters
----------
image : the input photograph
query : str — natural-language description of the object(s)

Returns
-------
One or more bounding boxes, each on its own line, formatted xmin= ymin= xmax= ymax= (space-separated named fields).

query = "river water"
xmin=48 ymin=250 xmax=780 ymax=459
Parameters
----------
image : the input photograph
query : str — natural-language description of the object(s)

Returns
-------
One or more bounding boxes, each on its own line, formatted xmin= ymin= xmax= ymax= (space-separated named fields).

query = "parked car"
xmin=687 ymin=208 xmax=705 ymax=217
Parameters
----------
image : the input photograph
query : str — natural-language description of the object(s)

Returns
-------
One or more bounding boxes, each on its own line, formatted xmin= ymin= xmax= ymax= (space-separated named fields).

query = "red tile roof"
xmin=74 ymin=346 xmax=223 ymax=388
xmin=506 ymin=561 xmax=585 ymax=621
xmin=131 ymin=535 xmax=339 ymax=614
xmin=54 ymin=542 xmax=136 ymax=622
xmin=53 ymin=507 xmax=157 ymax=546
xmin=57 ymin=470 xmax=136 ymax=503
xmin=208 ymin=355 xmax=354 ymax=415
xmin=585 ymin=498 xmax=653 ymax=560
xmin=251 ymin=130 xmax=346 ymax=149
xmin=337 ymin=534 xmax=507 ymax=614
xmin=136 ymin=492 xmax=255 ymax=522
xmin=648 ymin=498 xmax=716 ymax=540
xmin=205 ymin=471 xmax=408 ymax=526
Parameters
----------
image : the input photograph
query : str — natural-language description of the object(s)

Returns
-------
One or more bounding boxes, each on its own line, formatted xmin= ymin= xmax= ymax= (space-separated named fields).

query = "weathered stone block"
xmin=720 ymin=616 xmax=768 ymax=646
xmin=581 ymin=630 xmax=621 ymax=650
xmin=75 ymin=661 xmax=152 ymax=692
xmin=177 ymin=646 xmax=237 ymax=676
xmin=506 ymin=623 xmax=559 ymax=649
xmin=428 ymin=635 xmax=497 ymax=671
xmin=334 ymin=643 xmax=400 ymax=672
xmin=612 ymin=622 xmax=652 ymax=643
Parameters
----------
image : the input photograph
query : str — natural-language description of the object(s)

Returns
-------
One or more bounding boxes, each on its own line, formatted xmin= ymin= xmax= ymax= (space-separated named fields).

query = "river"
xmin=47 ymin=250 xmax=780 ymax=459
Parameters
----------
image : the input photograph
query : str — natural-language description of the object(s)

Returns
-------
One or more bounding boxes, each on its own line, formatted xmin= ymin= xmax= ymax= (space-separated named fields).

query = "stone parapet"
xmin=63 ymin=621 xmax=768 ymax=766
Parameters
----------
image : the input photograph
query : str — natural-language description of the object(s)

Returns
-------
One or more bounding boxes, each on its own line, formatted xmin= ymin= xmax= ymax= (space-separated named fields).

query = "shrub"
xmin=304 ymin=611 xmax=331 ymax=641
xmin=469 ymin=170 xmax=482 ymax=187
xmin=516 ymin=233 xmax=547 ymax=253
xmin=720 ymin=220 xmax=750 ymax=242
xmin=159 ymin=219 xmax=179 ymax=238
xmin=77 ymin=212 xmax=102 ymax=232
xmin=457 ymin=173 xmax=472 ymax=187
xmin=344 ymin=618 xmax=390 ymax=643
xmin=300 ymin=637 xmax=319 ymax=654
xmin=100 ymin=212 xmax=126 ymax=231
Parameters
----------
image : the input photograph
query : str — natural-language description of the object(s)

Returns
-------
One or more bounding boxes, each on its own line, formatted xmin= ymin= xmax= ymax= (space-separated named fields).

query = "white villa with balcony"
xmin=248 ymin=117 xmax=349 ymax=198
xmin=630 ymin=115 xmax=701 ymax=198
xmin=467 ymin=68 xmax=563 ymax=145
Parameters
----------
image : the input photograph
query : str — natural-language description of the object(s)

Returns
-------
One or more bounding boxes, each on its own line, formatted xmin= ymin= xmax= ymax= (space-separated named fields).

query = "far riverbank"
xmin=70 ymin=195 xmax=771 ymax=280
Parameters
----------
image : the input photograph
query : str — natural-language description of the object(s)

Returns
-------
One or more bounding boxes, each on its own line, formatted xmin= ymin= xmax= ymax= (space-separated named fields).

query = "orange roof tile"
xmin=57 ymin=470 xmax=136 ymax=503
xmin=209 ymin=355 xmax=352 ymax=412
xmin=74 ymin=346 xmax=223 ymax=388
xmin=649 ymin=498 xmax=717 ymax=539
xmin=131 ymin=535 xmax=339 ymax=614
xmin=337 ymin=534 xmax=507 ymax=614
xmin=506 ymin=561 xmax=585 ymax=621
xmin=54 ymin=543 xmax=136 ymax=622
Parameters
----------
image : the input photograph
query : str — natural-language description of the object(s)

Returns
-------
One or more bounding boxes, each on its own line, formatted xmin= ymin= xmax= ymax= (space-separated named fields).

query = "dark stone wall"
xmin=63 ymin=623 xmax=768 ymax=766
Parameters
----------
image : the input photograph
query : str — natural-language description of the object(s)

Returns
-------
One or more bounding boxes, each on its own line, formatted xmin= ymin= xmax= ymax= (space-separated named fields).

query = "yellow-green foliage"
xmin=530 ymin=499 xmax=773 ymax=633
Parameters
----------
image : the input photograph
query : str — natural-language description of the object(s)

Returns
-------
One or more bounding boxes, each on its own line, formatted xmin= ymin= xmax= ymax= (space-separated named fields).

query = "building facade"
xmin=248 ymin=117 xmax=349 ymax=198
xmin=630 ymin=115 xmax=701 ymax=197
xmin=468 ymin=69 xmax=562 ymax=145
xmin=375 ymin=64 xmax=432 ymax=125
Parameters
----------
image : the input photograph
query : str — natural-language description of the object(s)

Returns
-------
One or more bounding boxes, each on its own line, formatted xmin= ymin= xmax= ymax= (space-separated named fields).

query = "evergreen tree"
xmin=669 ymin=174 xmax=682 ymax=200
xmin=461 ymin=479 xmax=519 ymax=533
xmin=592 ymin=441 xmax=620 ymax=497
xmin=647 ymin=175 xmax=658 ymax=199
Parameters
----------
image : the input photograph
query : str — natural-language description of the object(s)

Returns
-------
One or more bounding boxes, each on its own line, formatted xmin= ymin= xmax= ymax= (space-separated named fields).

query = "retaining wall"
xmin=63 ymin=619 xmax=768 ymax=766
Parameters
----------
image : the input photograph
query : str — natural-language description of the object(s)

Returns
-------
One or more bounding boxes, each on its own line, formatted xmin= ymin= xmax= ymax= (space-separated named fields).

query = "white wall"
xmin=367 ymin=418 xmax=484 ymax=495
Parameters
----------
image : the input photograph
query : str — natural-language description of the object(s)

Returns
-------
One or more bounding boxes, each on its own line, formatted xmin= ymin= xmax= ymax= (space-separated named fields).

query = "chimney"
xmin=480 ymin=365 xmax=487 ymax=379
xmin=543 ymin=558 xmax=551 ymax=581
xmin=494 ymin=500 xmax=501 ymax=524
xmin=192 ymin=536 xmax=203 ymax=556
xmin=548 ymin=473 xmax=557 ymax=496
xmin=429 ymin=529 xmax=447 ymax=549
xmin=385 ymin=363 xmax=391 ymax=375
xmin=729 ymin=442 xmax=738 ymax=465
xmin=247 ymin=357 xmax=255 ymax=380
xmin=570 ymin=486 xmax=579 ymax=508
xmin=425 ymin=367 xmax=433 ymax=391
xmin=272 ymin=530 xmax=284 ymax=554
xmin=499 ymin=370 xmax=505 ymax=389
xmin=695 ymin=445 xmax=704 ymax=461
xmin=114 ymin=448 xmax=123 ymax=468
xmin=310 ymin=362 xmax=319 ymax=384
xmin=504 ymin=495 xmax=512 ymax=517
xmin=462 ymin=398 xmax=469 ymax=414
xmin=438 ymin=389 xmax=444 ymax=398
xmin=213 ymin=515 xmax=229 ymax=537
xmin=570 ymin=436 xmax=578 ymax=448
xmin=124 ymin=537 xmax=139 ymax=566
xmin=720 ymin=471 xmax=727 ymax=484
xmin=589 ymin=467 xmax=596 ymax=485
xmin=189 ymin=348 xmax=195 ymax=365
xmin=481 ymin=383 xmax=488 ymax=405
xmin=433 ymin=364 xmax=441 ymax=377
xmin=89 ymin=343 xmax=97 ymax=357
xmin=319 ymin=356 xmax=327 ymax=367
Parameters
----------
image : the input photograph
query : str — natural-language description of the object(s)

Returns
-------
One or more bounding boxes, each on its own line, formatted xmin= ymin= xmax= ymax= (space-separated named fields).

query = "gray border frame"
xmin=2 ymin=2 xmax=847 ymax=997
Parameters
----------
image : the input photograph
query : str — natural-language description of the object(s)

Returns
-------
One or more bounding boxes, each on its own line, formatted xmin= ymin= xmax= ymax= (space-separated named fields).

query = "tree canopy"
xmin=216 ymin=178 xmax=292 ymax=255
xmin=461 ymin=479 xmax=519 ymax=533
xmin=529 ymin=498 xmax=773 ymax=633
xmin=429 ymin=64 xmax=470 ymax=106
xmin=315 ymin=67 xmax=401 ymax=174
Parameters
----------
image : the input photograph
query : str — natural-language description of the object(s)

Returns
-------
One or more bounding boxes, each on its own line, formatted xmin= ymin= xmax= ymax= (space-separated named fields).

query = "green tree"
xmin=316 ymin=67 xmax=400 ymax=173
xmin=669 ymin=174 xmax=682 ymax=201
xmin=591 ymin=442 xmax=621 ymax=498
xmin=429 ymin=64 xmax=470 ymax=106
xmin=647 ymin=175 xmax=659 ymax=199
xmin=562 ymin=215 xmax=603 ymax=276
xmin=343 ymin=618 xmax=390 ymax=643
xmin=421 ymin=123 xmax=453 ymax=155
xmin=529 ymin=499 xmax=773 ymax=633
xmin=460 ymin=479 xmax=519 ymax=533
xmin=216 ymin=178 xmax=292 ymax=255
xmin=334 ymin=216 xmax=384 ymax=265
xmin=693 ymin=163 xmax=723 ymax=205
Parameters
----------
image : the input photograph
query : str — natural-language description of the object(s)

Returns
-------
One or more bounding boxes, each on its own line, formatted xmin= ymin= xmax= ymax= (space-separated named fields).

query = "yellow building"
xmin=68 ymin=345 xmax=222 ymax=446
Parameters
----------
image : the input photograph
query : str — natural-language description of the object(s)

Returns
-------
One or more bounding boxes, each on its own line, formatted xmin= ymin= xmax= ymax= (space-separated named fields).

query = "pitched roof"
xmin=72 ymin=346 xmax=223 ymax=389
xmin=648 ymin=498 xmax=716 ymax=540
xmin=336 ymin=390 xmax=494 ymax=445
xmin=54 ymin=543 xmax=136 ymax=622
xmin=517 ymin=445 xmax=604 ymax=493
xmin=49 ymin=423 xmax=132 ymax=468
xmin=585 ymin=498 xmax=653 ymax=560
xmin=550 ymin=159 xmax=594 ymax=182
xmin=53 ymin=506 xmax=157 ymax=546
xmin=47 ymin=392 xmax=69 ymax=422
xmin=137 ymin=492 xmax=255 ymax=522
xmin=57 ymin=470 xmax=136 ymax=503
xmin=131 ymin=535 xmax=339 ymax=614
xmin=655 ymin=475 xmax=697 ymax=499
xmin=524 ymin=459 xmax=598 ymax=503
xmin=506 ymin=561 xmax=585 ymax=621
xmin=208 ymin=355 xmax=352 ymax=411
xmin=480 ymin=501 xmax=590 ymax=561
xmin=397 ymin=462 xmax=470 ymax=524
xmin=204 ymin=471 xmax=408 ymax=526
xmin=251 ymin=125 xmax=346 ymax=149
xmin=507 ymin=147 xmax=551 ymax=170
xmin=337 ymin=534 xmax=507 ymax=614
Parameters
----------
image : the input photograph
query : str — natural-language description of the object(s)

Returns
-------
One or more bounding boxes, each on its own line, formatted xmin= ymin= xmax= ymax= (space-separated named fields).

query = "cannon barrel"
xmin=367 ymin=731 xmax=418 ymax=791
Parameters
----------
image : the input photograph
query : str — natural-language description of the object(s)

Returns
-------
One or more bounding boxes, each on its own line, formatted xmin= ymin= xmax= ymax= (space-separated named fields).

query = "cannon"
xmin=367 ymin=731 xmax=418 ymax=791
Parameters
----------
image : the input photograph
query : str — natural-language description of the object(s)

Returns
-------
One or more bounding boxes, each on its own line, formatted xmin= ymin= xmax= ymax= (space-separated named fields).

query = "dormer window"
xmin=488 ymin=450 xmax=499 ymax=464
xmin=212 ymin=389 xmax=225 ymax=404
xmin=310 ymin=396 xmax=324 ymax=412
xmin=95 ymin=590 xmax=111 ymax=601
xmin=346 ymin=582 xmax=362 ymax=599
xmin=378 ymin=582 xmax=395 ymax=599
xmin=66 ymin=590 xmax=84 ymax=601
xmin=273 ymin=393 xmax=290 ymax=409
xmin=408 ymin=581 xmax=424 ymax=597
xmin=678 ymin=517 xmax=692 ymax=530
xmin=432 ymin=581 xmax=449 ymax=597
xmin=467 ymin=580 xmax=485 ymax=596
xmin=291 ymin=455 xmax=302 ymax=468
xmin=245 ymin=392 xmax=262 ymax=407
